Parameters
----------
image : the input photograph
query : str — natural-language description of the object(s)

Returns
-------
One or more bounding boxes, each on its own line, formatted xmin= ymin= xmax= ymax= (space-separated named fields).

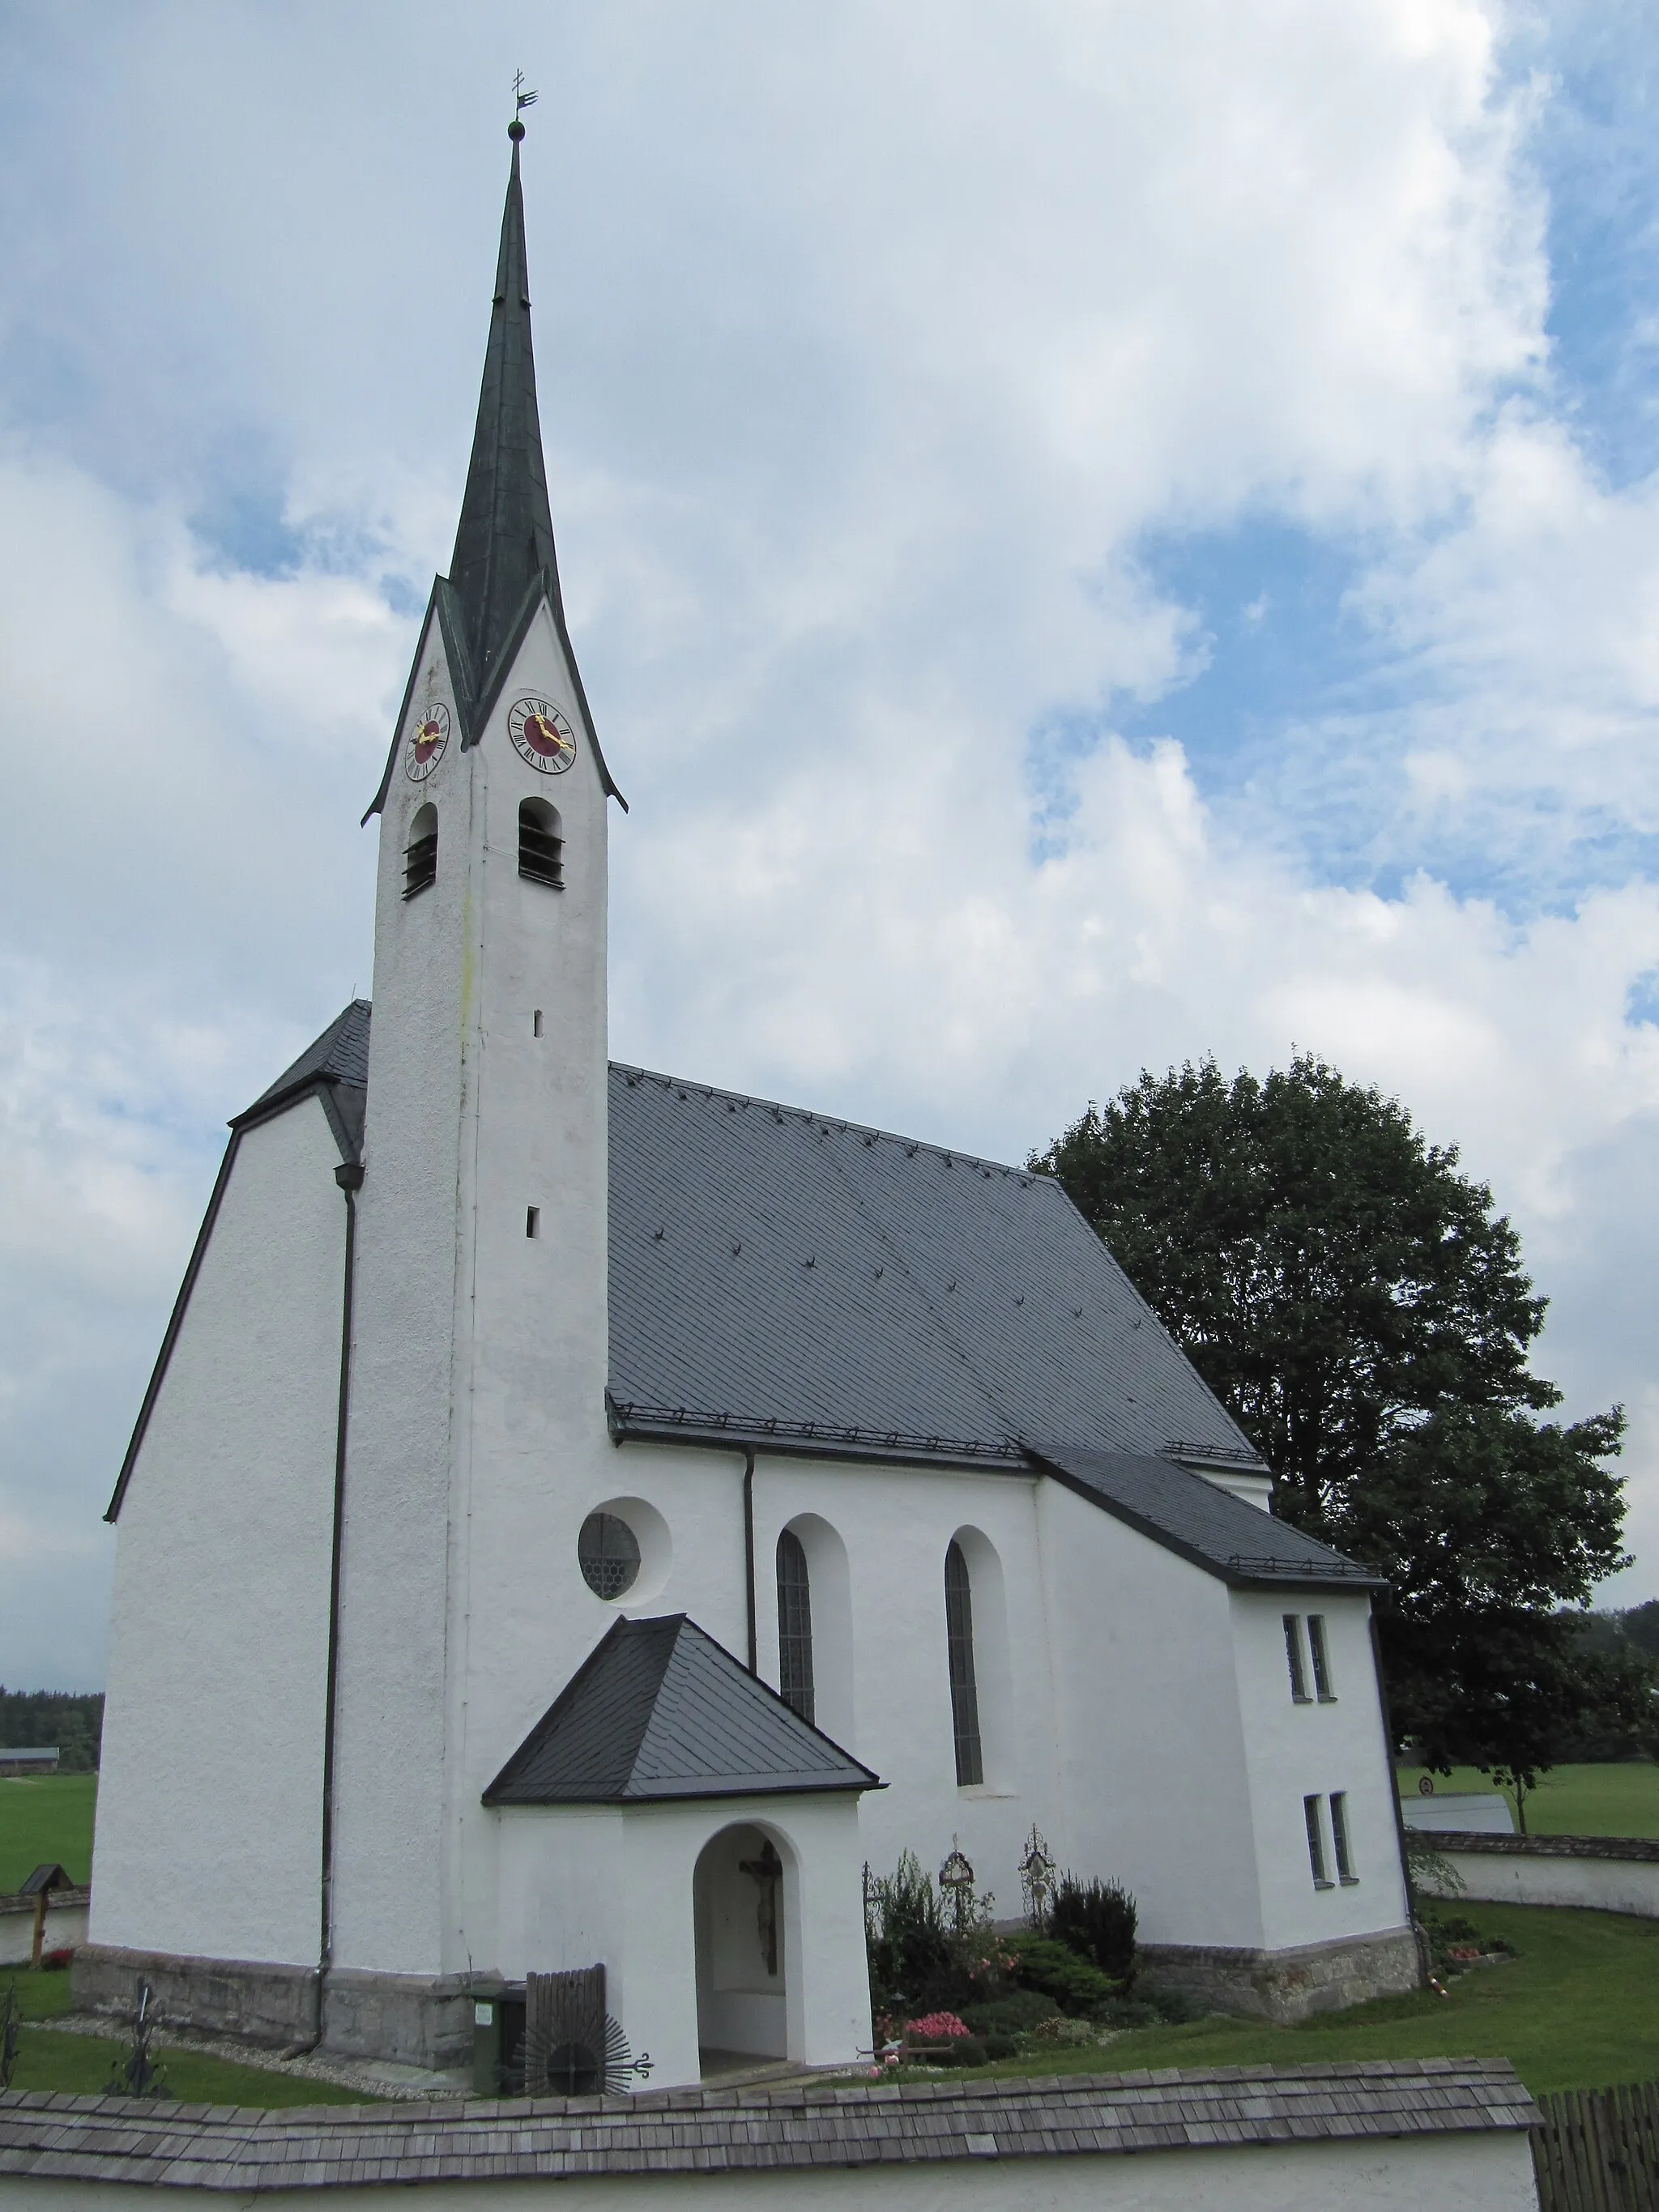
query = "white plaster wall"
xmin=1034 ymin=1477 xmax=1265 ymax=1948
xmin=91 ymin=1098 xmax=345 ymax=1967
xmin=494 ymin=1794 xmax=869 ymax=2089
xmin=1231 ymin=1592 xmax=1410 ymax=1952
xmin=16 ymin=2129 xmax=1542 ymax=2210
xmin=450 ymin=606 xmax=616 ymax=1979
xmin=752 ymin=1458 xmax=1061 ymax=1920
xmin=1421 ymin=1850 xmax=1659 ymax=1917
xmin=331 ymin=610 xmax=471 ymax=1980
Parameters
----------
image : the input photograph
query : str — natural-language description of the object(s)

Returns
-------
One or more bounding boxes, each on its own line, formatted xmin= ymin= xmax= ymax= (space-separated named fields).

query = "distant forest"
xmin=0 ymin=1690 xmax=103 ymax=1771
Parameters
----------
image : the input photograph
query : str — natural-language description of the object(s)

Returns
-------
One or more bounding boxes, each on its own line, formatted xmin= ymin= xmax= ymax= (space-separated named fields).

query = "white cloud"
xmin=6 ymin=0 xmax=1659 ymax=1680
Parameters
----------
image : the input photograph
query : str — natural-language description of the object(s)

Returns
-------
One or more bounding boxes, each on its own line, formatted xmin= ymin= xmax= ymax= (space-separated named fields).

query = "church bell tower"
xmin=324 ymin=118 xmax=628 ymax=2064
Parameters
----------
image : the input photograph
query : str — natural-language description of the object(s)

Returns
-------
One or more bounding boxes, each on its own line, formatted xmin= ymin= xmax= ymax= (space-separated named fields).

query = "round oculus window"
xmin=579 ymin=1510 xmax=641 ymax=1600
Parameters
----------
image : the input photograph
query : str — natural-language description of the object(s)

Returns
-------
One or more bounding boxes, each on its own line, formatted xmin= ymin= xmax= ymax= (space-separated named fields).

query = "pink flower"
xmin=904 ymin=2011 xmax=971 ymax=2040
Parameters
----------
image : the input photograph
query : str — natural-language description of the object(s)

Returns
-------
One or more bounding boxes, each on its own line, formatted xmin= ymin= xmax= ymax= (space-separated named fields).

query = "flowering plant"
xmin=903 ymin=2010 xmax=971 ymax=2042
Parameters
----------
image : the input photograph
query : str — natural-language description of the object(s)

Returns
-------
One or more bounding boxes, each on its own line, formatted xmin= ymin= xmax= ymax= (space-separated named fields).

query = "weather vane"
xmin=514 ymin=69 xmax=538 ymax=116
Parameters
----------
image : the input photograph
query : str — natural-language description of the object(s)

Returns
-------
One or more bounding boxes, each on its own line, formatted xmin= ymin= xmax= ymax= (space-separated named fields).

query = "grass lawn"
xmin=0 ymin=1774 xmax=97 ymax=1891
xmin=946 ymin=1903 xmax=1659 ymax=2097
xmin=3 ymin=1967 xmax=376 ymax=2107
xmin=1397 ymin=1760 xmax=1659 ymax=1837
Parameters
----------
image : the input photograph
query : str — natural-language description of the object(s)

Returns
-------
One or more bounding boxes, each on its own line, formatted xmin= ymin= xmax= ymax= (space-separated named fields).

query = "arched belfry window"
xmin=403 ymin=803 xmax=437 ymax=899
xmin=519 ymin=797 xmax=564 ymax=889
xmin=945 ymin=1540 xmax=983 ymax=1786
xmin=776 ymin=1529 xmax=815 ymax=1725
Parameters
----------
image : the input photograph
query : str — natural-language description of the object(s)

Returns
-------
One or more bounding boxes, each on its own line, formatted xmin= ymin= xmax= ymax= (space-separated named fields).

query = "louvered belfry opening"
xmin=945 ymin=1540 xmax=983 ymax=1786
xmin=775 ymin=1529 xmax=815 ymax=1725
xmin=519 ymin=796 xmax=564 ymax=887
xmin=403 ymin=803 xmax=437 ymax=899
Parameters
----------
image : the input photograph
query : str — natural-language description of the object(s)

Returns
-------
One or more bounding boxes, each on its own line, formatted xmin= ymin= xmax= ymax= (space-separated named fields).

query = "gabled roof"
xmin=1030 ymin=1444 xmax=1384 ymax=1593
xmin=484 ymin=1615 xmax=881 ymax=1805
xmin=608 ymin=1063 xmax=1261 ymax=1471
xmin=113 ymin=1004 xmax=1381 ymax=1600
xmin=232 ymin=998 xmax=370 ymax=1161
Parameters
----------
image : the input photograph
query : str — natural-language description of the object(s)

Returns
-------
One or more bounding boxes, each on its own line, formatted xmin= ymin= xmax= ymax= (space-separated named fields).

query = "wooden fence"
xmin=1533 ymin=2083 xmax=1659 ymax=2210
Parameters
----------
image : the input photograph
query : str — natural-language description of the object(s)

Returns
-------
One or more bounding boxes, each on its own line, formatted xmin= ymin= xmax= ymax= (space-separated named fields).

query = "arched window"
xmin=775 ymin=1529 xmax=814 ymax=1725
xmin=519 ymin=797 xmax=564 ymax=888
xmin=944 ymin=1540 xmax=983 ymax=1785
xmin=403 ymin=803 xmax=437 ymax=899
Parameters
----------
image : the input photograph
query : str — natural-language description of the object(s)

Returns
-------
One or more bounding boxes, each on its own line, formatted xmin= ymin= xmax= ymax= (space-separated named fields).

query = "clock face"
xmin=509 ymin=696 xmax=578 ymax=774
xmin=404 ymin=700 xmax=451 ymax=780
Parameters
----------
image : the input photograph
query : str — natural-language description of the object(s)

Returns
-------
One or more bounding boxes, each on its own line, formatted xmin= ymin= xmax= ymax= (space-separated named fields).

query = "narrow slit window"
xmin=1331 ymin=1791 xmax=1356 ymax=1882
xmin=1304 ymin=1795 xmax=1332 ymax=1888
xmin=533 ymin=1009 xmax=544 ymax=1038
xmin=526 ymin=1206 xmax=540 ymax=1238
xmin=403 ymin=803 xmax=437 ymax=899
xmin=945 ymin=1540 xmax=983 ymax=1787
xmin=519 ymin=797 xmax=564 ymax=888
xmin=775 ymin=1529 xmax=815 ymax=1726
xmin=1307 ymin=1615 xmax=1335 ymax=1700
xmin=1283 ymin=1614 xmax=1311 ymax=1703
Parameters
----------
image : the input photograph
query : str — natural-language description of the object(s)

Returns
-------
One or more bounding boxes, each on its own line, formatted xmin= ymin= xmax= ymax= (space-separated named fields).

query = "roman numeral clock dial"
xmin=403 ymin=701 xmax=451 ymax=780
xmin=509 ymin=696 xmax=578 ymax=774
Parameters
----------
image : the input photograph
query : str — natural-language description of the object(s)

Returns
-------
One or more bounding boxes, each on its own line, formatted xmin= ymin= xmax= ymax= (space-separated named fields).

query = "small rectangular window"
xmin=532 ymin=1010 xmax=544 ymax=1038
xmin=1308 ymin=1614 xmax=1335 ymax=1700
xmin=1283 ymin=1614 xmax=1311 ymax=1703
xmin=1304 ymin=1794 xmax=1332 ymax=1887
xmin=1331 ymin=1791 xmax=1356 ymax=1883
xmin=526 ymin=1207 xmax=540 ymax=1238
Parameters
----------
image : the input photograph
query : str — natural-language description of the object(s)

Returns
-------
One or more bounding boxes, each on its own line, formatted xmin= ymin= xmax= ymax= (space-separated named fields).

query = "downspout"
xmin=288 ymin=1158 xmax=362 ymax=2057
xmin=742 ymin=1448 xmax=757 ymax=1673
xmin=1368 ymin=1605 xmax=1427 ymax=1989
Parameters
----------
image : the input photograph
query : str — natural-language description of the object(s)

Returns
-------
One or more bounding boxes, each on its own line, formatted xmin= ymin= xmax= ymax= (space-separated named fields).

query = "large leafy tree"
xmin=1033 ymin=1056 xmax=1653 ymax=1797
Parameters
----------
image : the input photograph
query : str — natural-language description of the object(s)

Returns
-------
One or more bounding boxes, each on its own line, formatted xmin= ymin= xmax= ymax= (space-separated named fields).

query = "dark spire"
xmin=448 ymin=121 xmax=561 ymax=694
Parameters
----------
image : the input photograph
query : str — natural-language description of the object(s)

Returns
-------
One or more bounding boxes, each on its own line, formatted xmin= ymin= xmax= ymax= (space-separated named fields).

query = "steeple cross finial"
xmin=511 ymin=70 xmax=538 ymax=138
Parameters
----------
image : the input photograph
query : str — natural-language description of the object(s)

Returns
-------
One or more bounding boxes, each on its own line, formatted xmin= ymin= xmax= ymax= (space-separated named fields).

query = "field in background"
xmin=0 ymin=1774 xmax=96 ymax=1890
xmin=1396 ymin=1762 xmax=1659 ymax=1837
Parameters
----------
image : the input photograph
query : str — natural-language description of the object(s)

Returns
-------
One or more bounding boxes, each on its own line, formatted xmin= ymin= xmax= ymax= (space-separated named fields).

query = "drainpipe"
xmin=742 ymin=1448 xmax=757 ymax=1673
xmin=1369 ymin=1605 xmax=1428 ymax=1990
xmin=287 ymin=1158 xmax=361 ymax=2057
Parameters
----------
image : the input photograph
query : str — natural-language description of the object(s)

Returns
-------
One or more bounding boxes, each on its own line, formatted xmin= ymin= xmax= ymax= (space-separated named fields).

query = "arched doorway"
xmin=693 ymin=1822 xmax=793 ymax=2071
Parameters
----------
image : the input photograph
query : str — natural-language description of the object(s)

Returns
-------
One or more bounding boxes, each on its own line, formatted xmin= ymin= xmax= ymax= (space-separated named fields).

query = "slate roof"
xmin=1032 ymin=1444 xmax=1384 ymax=1593
xmin=233 ymin=998 xmax=371 ymax=1159
xmin=160 ymin=1008 xmax=1382 ymax=1597
xmin=608 ymin=1063 xmax=1260 ymax=1472
xmin=484 ymin=1615 xmax=879 ymax=1805
xmin=0 ymin=2061 xmax=1539 ymax=2189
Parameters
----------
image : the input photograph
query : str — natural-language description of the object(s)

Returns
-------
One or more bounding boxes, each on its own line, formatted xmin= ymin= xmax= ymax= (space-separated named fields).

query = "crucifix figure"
xmin=738 ymin=1839 xmax=783 ymax=1976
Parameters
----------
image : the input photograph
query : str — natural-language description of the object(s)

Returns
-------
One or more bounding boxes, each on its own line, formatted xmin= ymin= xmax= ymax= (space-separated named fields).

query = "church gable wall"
xmin=90 ymin=1095 xmax=346 ymax=1970
xmin=1230 ymin=1589 xmax=1410 ymax=1954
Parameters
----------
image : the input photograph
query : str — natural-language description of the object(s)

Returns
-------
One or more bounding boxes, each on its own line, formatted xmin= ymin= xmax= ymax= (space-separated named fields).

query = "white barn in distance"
xmin=80 ymin=124 xmax=1418 ymax=2090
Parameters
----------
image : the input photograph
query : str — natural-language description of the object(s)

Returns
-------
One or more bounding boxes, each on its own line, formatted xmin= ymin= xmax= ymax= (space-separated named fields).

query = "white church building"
xmin=78 ymin=126 xmax=1418 ymax=2090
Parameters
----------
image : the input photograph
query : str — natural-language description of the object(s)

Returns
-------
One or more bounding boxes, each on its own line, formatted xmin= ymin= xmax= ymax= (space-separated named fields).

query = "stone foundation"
xmin=72 ymin=1946 xmax=479 ymax=2072
xmin=1141 ymin=1924 xmax=1422 ymax=2022
xmin=72 ymin=1944 xmax=319 ymax=2049
xmin=321 ymin=1967 xmax=476 ymax=2071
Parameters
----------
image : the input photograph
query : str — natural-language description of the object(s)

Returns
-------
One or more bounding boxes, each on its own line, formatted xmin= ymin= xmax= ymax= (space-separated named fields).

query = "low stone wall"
xmin=0 ymin=2058 xmax=1540 ymax=2209
xmin=0 ymin=1886 xmax=89 ymax=1968
xmin=1141 ymin=1924 xmax=1421 ymax=2022
xmin=1415 ymin=1831 xmax=1659 ymax=1918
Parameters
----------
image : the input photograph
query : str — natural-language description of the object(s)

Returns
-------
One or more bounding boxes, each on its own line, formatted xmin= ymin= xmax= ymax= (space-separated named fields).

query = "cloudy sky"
xmin=4 ymin=0 xmax=1659 ymax=1687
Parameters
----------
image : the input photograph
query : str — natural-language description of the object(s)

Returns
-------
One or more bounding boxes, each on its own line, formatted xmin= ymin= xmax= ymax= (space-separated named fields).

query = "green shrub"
xmin=1005 ymin=1933 xmax=1118 ymax=2014
xmin=1049 ymin=1875 xmax=1137 ymax=1984
xmin=960 ymin=1989 xmax=1060 ymax=2036
xmin=865 ymin=1852 xmax=953 ymax=2007
xmin=933 ymin=2035 xmax=987 ymax=2068
xmin=982 ymin=2031 xmax=1020 ymax=2062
